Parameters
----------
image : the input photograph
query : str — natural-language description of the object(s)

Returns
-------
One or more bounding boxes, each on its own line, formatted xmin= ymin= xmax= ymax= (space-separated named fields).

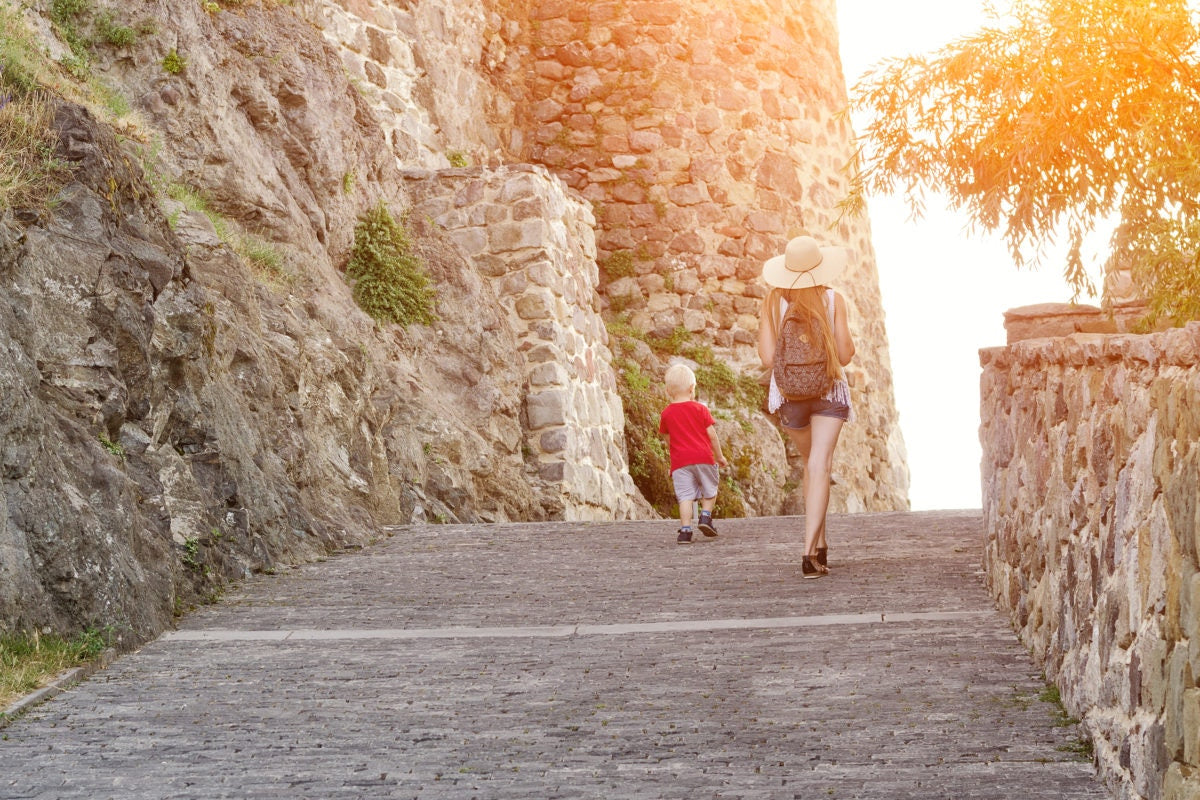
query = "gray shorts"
xmin=672 ymin=463 xmax=719 ymax=502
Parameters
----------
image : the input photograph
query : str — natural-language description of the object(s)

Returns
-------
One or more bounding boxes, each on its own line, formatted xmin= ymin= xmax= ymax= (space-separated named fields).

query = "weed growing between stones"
xmin=345 ymin=201 xmax=438 ymax=327
xmin=97 ymin=432 xmax=124 ymax=458
xmin=601 ymin=249 xmax=636 ymax=280
xmin=161 ymin=48 xmax=186 ymax=75
xmin=1039 ymin=684 xmax=1095 ymax=760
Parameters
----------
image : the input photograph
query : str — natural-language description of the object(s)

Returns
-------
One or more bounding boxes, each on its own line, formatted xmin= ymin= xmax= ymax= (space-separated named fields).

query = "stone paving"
xmin=0 ymin=510 xmax=1112 ymax=799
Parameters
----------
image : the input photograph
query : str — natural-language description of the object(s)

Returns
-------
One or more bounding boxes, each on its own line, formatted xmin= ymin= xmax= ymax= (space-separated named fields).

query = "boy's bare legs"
xmin=699 ymin=496 xmax=716 ymax=513
xmin=678 ymin=500 xmax=695 ymax=531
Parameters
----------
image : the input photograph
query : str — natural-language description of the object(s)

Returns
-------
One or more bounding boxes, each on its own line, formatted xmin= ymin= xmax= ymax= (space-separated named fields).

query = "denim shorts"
xmin=777 ymin=397 xmax=851 ymax=430
xmin=671 ymin=463 xmax=720 ymax=502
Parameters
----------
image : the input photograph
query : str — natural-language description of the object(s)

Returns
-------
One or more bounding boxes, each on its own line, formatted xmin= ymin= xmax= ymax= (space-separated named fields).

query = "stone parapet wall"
xmin=401 ymin=164 xmax=639 ymax=521
xmin=979 ymin=325 xmax=1200 ymax=800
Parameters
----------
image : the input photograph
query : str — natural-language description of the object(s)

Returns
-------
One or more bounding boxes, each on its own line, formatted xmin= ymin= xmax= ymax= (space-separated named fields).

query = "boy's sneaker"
xmin=676 ymin=527 xmax=693 ymax=544
xmin=697 ymin=511 xmax=718 ymax=538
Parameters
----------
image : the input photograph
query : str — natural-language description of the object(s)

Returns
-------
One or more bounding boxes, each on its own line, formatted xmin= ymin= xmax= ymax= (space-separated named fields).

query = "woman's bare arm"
xmin=757 ymin=296 xmax=776 ymax=368
xmin=833 ymin=292 xmax=855 ymax=366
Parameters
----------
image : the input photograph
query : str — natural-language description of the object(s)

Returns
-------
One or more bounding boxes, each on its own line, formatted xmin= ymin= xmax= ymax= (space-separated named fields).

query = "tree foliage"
xmin=849 ymin=0 xmax=1200 ymax=324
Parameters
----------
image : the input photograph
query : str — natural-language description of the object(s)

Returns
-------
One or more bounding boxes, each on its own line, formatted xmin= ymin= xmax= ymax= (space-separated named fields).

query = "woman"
xmin=757 ymin=236 xmax=856 ymax=579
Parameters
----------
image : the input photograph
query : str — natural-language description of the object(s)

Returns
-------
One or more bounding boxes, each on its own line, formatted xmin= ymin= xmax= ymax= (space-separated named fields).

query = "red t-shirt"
xmin=658 ymin=400 xmax=717 ymax=473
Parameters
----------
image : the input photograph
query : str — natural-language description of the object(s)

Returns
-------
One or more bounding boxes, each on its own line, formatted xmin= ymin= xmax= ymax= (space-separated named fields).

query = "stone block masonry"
xmin=980 ymin=322 xmax=1200 ymax=800
xmin=401 ymin=164 xmax=639 ymax=520
xmin=294 ymin=0 xmax=506 ymax=167
xmin=505 ymin=0 xmax=856 ymax=347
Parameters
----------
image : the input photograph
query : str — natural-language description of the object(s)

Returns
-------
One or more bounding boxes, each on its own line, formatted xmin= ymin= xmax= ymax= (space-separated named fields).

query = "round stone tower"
xmin=496 ymin=0 xmax=910 ymax=510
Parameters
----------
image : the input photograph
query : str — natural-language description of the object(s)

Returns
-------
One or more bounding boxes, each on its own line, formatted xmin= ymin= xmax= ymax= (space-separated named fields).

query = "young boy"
xmin=658 ymin=363 xmax=728 ymax=544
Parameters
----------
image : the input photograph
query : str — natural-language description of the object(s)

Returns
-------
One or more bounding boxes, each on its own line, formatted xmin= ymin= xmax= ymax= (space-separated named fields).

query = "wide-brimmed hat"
xmin=761 ymin=235 xmax=848 ymax=289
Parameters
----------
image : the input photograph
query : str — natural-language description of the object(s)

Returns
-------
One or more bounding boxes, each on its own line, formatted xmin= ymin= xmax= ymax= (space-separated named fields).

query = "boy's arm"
xmin=707 ymin=425 xmax=728 ymax=468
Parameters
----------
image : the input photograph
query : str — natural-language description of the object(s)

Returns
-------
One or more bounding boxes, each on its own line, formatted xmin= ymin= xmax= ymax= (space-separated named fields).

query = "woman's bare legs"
xmin=784 ymin=415 xmax=844 ymax=561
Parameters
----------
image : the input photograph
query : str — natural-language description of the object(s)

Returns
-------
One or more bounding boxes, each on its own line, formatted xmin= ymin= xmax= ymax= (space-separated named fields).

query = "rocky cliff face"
xmin=1 ymin=0 xmax=907 ymax=642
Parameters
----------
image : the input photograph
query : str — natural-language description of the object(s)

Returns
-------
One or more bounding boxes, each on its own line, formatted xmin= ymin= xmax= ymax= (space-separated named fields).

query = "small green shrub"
xmin=602 ymin=250 xmax=636 ymax=280
xmin=648 ymin=325 xmax=690 ymax=356
xmin=346 ymin=201 xmax=438 ymax=327
xmin=49 ymin=0 xmax=91 ymax=70
xmin=182 ymin=536 xmax=202 ymax=570
xmin=446 ymin=150 xmax=469 ymax=168
xmin=162 ymin=48 xmax=186 ymax=74
xmin=96 ymin=13 xmax=136 ymax=47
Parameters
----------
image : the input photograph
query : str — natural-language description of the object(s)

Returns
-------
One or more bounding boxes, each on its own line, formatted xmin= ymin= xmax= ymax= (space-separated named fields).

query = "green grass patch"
xmin=0 ymin=628 xmax=113 ymax=711
xmin=1038 ymin=683 xmax=1094 ymax=761
xmin=166 ymin=183 xmax=293 ymax=287
xmin=2 ymin=4 xmax=60 ymax=94
xmin=0 ymin=89 xmax=71 ymax=212
xmin=49 ymin=0 xmax=92 ymax=73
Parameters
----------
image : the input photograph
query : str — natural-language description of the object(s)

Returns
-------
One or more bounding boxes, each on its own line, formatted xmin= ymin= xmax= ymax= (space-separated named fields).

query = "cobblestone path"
xmin=0 ymin=511 xmax=1111 ymax=799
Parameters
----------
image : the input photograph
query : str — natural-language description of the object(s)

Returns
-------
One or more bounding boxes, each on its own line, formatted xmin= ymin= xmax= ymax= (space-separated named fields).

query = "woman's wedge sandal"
xmin=816 ymin=547 xmax=829 ymax=571
xmin=802 ymin=556 xmax=828 ymax=579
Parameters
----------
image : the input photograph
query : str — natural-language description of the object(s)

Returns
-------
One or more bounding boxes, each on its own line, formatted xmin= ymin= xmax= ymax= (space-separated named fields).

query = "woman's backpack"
xmin=773 ymin=301 xmax=833 ymax=401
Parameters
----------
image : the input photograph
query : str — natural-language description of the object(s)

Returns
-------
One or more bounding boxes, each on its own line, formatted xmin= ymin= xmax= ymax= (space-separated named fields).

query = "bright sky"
xmin=836 ymin=1 xmax=1099 ymax=510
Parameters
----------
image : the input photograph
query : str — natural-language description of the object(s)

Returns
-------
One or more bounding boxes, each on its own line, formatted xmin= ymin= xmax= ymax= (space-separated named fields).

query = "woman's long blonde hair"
xmin=765 ymin=285 xmax=842 ymax=383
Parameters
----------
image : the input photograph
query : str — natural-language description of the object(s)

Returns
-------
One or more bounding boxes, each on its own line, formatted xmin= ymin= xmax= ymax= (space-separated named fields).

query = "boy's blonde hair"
xmin=664 ymin=363 xmax=696 ymax=397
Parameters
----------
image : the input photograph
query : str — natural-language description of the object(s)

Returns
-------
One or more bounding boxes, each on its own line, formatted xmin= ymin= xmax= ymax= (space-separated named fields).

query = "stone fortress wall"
xmin=980 ymin=324 xmax=1200 ymax=800
xmin=298 ymin=0 xmax=911 ymax=513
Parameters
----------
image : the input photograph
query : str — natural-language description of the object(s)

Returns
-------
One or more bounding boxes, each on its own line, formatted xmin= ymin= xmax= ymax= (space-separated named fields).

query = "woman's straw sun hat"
xmin=761 ymin=235 xmax=848 ymax=289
